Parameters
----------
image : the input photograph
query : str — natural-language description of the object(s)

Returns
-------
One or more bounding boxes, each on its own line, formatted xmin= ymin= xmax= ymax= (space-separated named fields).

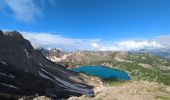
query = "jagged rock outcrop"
xmin=0 ymin=30 xmax=94 ymax=99
xmin=37 ymin=48 xmax=68 ymax=62
xmin=40 ymin=49 xmax=113 ymax=63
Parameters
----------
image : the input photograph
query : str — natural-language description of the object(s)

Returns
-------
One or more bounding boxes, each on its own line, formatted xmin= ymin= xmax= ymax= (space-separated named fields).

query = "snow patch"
xmin=38 ymin=63 xmax=43 ymax=66
xmin=1 ymin=83 xmax=18 ymax=89
xmin=0 ymin=72 xmax=7 ymax=76
xmin=24 ymin=69 xmax=28 ymax=72
xmin=0 ymin=72 xmax=15 ymax=78
xmin=9 ymin=74 xmax=15 ymax=78
xmin=38 ymin=69 xmax=55 ymax=82
xmin=24 ymin=49 xmax=29 ymax=56
xmin=39 ymin=68 xmax=93 ymax=95
xmin=24 ymin=49 xmax=31 ymax=58
xmin=1 ymin=62 xmax=8 ymax=65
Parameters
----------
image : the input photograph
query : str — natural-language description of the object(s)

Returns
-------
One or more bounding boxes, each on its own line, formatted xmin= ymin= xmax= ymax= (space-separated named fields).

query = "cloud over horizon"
xmin=21 ymin=31 xmax=100 ymax=51
xmin=19 ymin=31 xmax=169 ymax=51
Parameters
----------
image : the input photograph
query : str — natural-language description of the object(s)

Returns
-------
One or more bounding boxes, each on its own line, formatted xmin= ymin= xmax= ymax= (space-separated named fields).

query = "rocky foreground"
xmin=68 ymin=81 xmax=170 ymax=100
xmin=19 ymin=81 xmax=170 ymax=100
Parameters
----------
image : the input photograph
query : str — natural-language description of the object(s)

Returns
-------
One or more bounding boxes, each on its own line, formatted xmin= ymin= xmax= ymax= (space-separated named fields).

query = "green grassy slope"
xmin=66 ymin=53 xmax=170 ymax=85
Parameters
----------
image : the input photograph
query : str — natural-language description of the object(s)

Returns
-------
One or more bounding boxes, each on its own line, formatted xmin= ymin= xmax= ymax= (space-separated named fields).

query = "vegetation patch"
xmin=102 ymin=79 xmax=130 ymax=86
xmin=155 ymin=96 xmax=170 ymax=100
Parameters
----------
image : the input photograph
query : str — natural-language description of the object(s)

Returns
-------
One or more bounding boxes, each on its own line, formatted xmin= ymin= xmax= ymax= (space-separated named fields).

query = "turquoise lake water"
xmin=72 ymin=66 xmax=131 ymax=80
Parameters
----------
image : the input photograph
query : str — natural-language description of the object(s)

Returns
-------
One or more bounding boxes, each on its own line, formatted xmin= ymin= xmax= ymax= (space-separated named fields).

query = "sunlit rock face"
xmin=40 ymin=48 xmax=114 ymax=64
xmin=0 ymin=30 xmax=94 ymax=99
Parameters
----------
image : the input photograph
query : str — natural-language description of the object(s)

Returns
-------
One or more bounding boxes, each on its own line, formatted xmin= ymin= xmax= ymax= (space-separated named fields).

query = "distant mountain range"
xmin=39 ymin=48 xmax=170 ymax=64
xmin=40 ymin=47 xmax=170 ymax=86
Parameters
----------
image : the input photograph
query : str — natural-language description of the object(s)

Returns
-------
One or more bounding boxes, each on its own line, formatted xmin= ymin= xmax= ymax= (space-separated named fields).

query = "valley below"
xmin=40 ymin=46 xmax=170 ymax=100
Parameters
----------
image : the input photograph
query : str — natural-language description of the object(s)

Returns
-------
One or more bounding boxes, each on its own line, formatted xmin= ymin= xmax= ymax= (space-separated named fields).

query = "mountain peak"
xmin=0 ymin=30 xmax=94 ymax=99
xmin=3 ymin=31 xmax=24 ymax=40
xmin=0 ymin=30 xmax=3 ymax=36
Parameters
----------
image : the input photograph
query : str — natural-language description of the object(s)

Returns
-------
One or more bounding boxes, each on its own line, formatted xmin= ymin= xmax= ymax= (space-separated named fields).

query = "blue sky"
xmin=0 ymin=0 xmax=170 ymax=51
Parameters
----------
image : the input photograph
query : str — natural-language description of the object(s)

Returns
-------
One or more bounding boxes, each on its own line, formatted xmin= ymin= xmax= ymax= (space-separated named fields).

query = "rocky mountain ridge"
xmin=0 ymin=30 xmax=95 ymax=99
xmin=40 ymin=48 xmax=170 ymax=65
xmin=39 ymin=49 xmax=123 ymax=63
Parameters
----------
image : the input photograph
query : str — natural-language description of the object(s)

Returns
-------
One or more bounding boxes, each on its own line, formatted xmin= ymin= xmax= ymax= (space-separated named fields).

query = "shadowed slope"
xmin=0 ymin=30 xmax=94 ymax=99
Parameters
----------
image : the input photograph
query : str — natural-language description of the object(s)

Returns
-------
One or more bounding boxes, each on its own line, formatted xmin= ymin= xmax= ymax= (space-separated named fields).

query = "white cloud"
xmin=21 ymin=31 xmax=100 ymax=51
xmin=21 ymin=31 xmax=167 ymax=51
xmin=88 ymin=40 xmax=164 ymax=51
xmin=100 ymin=40 xmax=165 ymax=51
xmin=8 ymin=30 xmax=167 ymax=51
xmin=90 ymin=42 xmax=100 ymax=48
xmin=3 ymin=0 xmax=41 ymax=22
xmin=156 ymin=35 xmax=170 ymax=46
xmin=115 ymin=40 xmax=163 ymax=50
xmin=1 ymin=0 xmax=59 ymax=22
